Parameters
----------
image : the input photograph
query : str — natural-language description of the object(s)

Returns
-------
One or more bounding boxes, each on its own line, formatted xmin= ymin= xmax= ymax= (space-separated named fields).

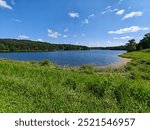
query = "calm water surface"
xmin=0 ymin=50 xmax=126 ymax=66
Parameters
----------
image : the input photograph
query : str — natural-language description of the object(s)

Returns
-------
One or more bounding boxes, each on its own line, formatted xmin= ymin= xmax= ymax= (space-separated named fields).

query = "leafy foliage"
xmin=80 ymin=64 xmax=95 ymax=74
xmin=90 ymin=45 xmax=127 ymax=50
xmin=126 ymin=39 xmax=137 ymax=52
xmin=138 ymin=33 xmax=150 ymax=49
xmin=0 ymin=39 xmax=89 ymax=52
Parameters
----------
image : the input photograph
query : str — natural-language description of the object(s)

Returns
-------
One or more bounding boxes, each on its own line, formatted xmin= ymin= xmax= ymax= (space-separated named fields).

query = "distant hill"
xmin=0 ymin=39 xmax=89 ymax=52
xmin=0 ymin=39 xmax=127 ymax=52
xmin=90 ymin=45 xmax=127 ymax=50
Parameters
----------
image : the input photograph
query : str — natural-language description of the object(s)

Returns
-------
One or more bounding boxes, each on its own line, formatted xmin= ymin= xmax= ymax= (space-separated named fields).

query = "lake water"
xmin=0 ymin=50 xmax=126 ymax=67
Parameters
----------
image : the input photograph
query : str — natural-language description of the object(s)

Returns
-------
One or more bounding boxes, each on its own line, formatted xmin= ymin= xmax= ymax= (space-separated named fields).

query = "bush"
xmin=39 ymin=60 xmax=51 ymax=66
xmin=63 ymin=78 xmax=77 ymax=90
xmin=80 ymin=64 xmax=95 ymax=74
xmin=86 ymin=82 xmax=106 ymax=97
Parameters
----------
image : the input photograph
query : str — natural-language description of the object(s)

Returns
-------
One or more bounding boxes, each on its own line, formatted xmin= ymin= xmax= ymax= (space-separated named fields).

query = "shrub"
xmin=63 ymin=78 xmax=77 ymax=90
xmin=86 ymin=82 xmax=106 ymax=97
xmin=80 ymin=64 xmax=95 ymax=74
xmin=39 ymin=60 xmax=51 ymax=66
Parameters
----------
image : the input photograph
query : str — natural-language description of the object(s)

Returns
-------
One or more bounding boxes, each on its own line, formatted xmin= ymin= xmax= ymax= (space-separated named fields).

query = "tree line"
xmin=0 ymin=39 xmax=89 ymax=52
xmin=126 ymin=33 xmax=150 ymax=52
xmin=0 ymin=33 xmax=149 ymax=52
xmin=90 ymin=46 xmax=127 ymax=50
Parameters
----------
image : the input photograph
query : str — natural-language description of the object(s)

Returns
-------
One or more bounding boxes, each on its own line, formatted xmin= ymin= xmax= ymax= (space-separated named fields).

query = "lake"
xmin=0 ymin=50 xmax=126 ymax=67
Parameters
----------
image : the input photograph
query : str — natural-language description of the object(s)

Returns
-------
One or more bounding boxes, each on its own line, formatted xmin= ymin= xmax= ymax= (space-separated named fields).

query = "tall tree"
xmin=126 ymin=39 xmax=137 ymax=52
xmin=139 ymin=33 xmax=150 ymax=49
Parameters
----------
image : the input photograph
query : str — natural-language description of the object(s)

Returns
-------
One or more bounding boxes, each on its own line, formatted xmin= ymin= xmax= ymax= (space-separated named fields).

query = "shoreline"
xmin=0 ymin=57 xmax=131 ymax=69
xmin=0 ymin=52 xmax=131 ymax=69
xmin=97 ymin=57 xmax=131 ymax=69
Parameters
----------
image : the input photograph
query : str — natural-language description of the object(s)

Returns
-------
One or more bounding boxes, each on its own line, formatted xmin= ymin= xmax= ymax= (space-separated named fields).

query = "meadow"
xmin=0 ymin=49 xmax=150 ymax=113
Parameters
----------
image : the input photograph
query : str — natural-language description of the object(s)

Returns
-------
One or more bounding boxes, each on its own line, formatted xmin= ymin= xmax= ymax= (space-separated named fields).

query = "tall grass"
xmin=0 ymin=49 xmax=150 ymax=112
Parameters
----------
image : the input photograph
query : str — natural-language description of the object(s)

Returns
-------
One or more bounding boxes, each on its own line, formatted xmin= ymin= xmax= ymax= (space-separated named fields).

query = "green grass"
xmin=0 ymin=49 xmax=150 ymax=113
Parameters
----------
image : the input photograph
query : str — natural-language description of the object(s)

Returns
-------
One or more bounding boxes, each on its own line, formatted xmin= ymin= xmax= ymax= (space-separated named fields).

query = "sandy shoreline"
xmin=97 ymin=58 xmax=132 ymax=69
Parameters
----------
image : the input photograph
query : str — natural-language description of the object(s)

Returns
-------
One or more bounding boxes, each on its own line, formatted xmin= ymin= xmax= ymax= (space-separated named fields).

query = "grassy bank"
xmin=0 ymin=49 xmax=150 ymax=113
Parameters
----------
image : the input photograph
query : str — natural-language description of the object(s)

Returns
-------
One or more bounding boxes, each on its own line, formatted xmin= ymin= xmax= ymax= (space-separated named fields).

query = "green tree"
xmin=126 ymin=39 xmax=137 ymax=52
xmin=0 ymin=44 xmax=7 ymax=50
xmin=0 ymin=39 xmax=89 ymax=52
xmin=139 ymin=33 xmax=150 ymax=49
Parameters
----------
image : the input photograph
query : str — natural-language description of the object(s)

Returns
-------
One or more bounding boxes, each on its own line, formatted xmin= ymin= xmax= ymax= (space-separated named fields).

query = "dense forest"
xmin=0 ymin=39 xmax=89 ymax=52
xmin=90 ymin=45 xmax=127 ymax=50
xmin=0 ymin=39 xmax=128 ymax=52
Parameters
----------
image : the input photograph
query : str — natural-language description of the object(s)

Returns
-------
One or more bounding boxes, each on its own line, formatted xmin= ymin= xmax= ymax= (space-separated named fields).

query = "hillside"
xmin=0 ymin=39 xmax=89 ymax=52
xmin=90 ymin=45 xmax=127 ymax=50
xmin=0 ymin=49 xmax=150 ymax=112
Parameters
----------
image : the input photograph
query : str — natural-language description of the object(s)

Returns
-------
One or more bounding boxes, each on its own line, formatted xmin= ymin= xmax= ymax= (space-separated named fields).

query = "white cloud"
xmin=37 ymin=38 xmax=43 ymax=42
xmin=88 ymin=14 xmax=95 ymax=18
xmin=48 ymin=29 xmax=61 ymax=38
xmin=68 ymin=12 xmax=79 ymax=18
xmin=108 ymin=26 xmax=149 ymax=34
xmin=0 ymin=0 xmax=12 ymax=10
xmin=13 ymin=19 xmax=22 ymax=22
xmin=18 ymin=35 xmax=30 ymax=39
xmin=87 ymin=41 xmax=124 ymax=47
xmin=101 ymin=7 xmax=119 ymax=15
xmin=106 ymin=6 xmax=111 ymax=10
xmin=112 ymin=9 xmax=120 ymax=13
xmin=101 ymin=11 xmax=107 ymax=15
xmin=82 ymin=14 xmax=95 ymax=24
xmin=113 ymin=9 xmax=119 ymax=11
xmin=105 ymin=41 xmax=112 ymax=45
xmin=64 ymin=28 xmax=69 ymax=33
xmin=63 ymin=35 xmax=67 ymax=38
xmin=82 ymin=19 xmax=89 ymax=24
xmin=122 ymin=11 xmax=143 ymax=20
xmin=116 ymin=9 xmax=125 ymax=15
xmin=113 ymin=36 xmax=133 ymax=40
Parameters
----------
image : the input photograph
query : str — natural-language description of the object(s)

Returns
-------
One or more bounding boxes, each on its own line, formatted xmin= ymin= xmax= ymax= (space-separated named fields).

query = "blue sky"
xmin=0 ymin=0 xmax=150 ymax=47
